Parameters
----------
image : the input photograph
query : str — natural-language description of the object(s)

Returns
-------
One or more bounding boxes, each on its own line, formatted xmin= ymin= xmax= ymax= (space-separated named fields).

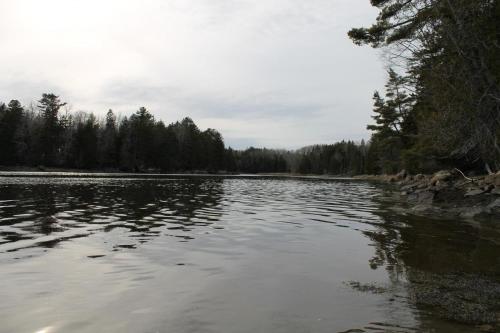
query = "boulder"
xmin=401 ymin=183 xmax=418 ymax=192
xmin=404 ymin=175 xmax=414 ymax=182
xmin=417 ymin=182 xmax=429 ymax=189
xmin=408 ymin=189 xmax=435 ymax=204
xmin=484 ymin=172 xmax=500 ymax=186
xmin=388 ymin=176 xmax=398 ymax=183
xmin=487 ymin=198 xmax=500 ymax=209
xmin=430 ymin=170 xmax=453 ymax=186
xmin=478 ymin=324 xmax=495 ymax=333
xmin=459 ymin=207 xmax=489 ymax=218
xmin=395 ymin=169 xmax=408 ymax=180
xmin=39 ymin=215 xmax=59 ymax=224
xmin=434 ymin=180 xmax=450 ymax=189
xmin=414 ymin=174 xmax=426 ymax=181
xmin=483 ymin=184 xmax=495 ymax=193
xmin=465 ymin=188 xmax=485 ymax=197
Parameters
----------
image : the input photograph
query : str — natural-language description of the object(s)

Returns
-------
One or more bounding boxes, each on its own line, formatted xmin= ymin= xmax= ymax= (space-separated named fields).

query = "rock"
xmin=344 ymin=281 xmax=387 ymax=294
xmin=434 ymin=180 xmax=450 ymax=189
xmin=414 ymin=173 xmax=426 ymax=181
xmin=483 ymin=184 xmax=495 ymax=193
xmin=401 ymin=183 xmax=418 ymax=192
xmin=408 ymin=189 xmax=435 ymax=204
xmin=417 ymin=182 xmax=429 ymax=189
xmin=465 ymin=188 xmax=485 ymax=197
xmin=39 ymin=215 xmax=59 ymax=224
xmin=478 ymin=324 xmax=495 ymax=332
xmin=431 ymin=170 xmax=453 ymax=186
xmin=491 ymin=187 xmax=500 ymax=195
xmin=487 ymin=198 xmax=500 ymax=209
xmin=395 ymin=169 xmax=408 ymax=180
xmin=484 ymin=173 xmax=500 ymax=186
xmin=412 ymin=204 xmax=435 ymax=213
xmin=459 ymin=207 xmax=490 ymax=218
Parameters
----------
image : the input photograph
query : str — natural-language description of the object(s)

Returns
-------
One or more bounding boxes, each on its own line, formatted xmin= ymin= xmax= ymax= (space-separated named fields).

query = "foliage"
xmin=293 ymin=141 xmax=368 ymax=175
xmin=0 ymin=95 xmax=230 ymax=173
xmin=0 ymin=94 xmax=373 ymax=175
xmin=350 ymin=0 xmax=500 ymax=173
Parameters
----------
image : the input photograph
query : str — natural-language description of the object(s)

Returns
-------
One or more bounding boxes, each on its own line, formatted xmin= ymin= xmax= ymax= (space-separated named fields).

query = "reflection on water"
xmin=0 ymin=176 xmax=499 ymax=333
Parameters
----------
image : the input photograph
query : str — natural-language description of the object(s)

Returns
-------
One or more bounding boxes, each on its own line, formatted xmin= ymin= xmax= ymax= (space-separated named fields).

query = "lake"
xmin=0 ymin=175 xmax=499 ymax=333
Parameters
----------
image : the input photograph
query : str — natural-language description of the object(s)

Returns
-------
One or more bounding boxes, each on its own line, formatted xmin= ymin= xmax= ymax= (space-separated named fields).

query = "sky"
xmin=0 ymin=0 xmax=386 ymax=149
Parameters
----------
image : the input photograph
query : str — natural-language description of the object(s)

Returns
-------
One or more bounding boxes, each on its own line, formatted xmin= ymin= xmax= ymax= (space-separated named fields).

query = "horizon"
xmin=2 ymin=96 xmax=370 ymax=151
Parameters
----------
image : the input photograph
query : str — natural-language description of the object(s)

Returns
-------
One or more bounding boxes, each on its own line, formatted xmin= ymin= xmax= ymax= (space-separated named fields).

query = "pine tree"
xmin=99 ymin=109 xmax=118 ymax=168
xmin=349 ymin=0 xmax=500 ymax=171
xmin=37 ymin=93 xmax=67 ymax=166
xmin=0 ymin=100 xmax=24 ymax=165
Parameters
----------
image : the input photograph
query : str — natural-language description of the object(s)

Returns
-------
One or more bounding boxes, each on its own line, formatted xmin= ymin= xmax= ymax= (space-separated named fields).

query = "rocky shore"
xmin=355 ymin=169 xmax=500 ymax=220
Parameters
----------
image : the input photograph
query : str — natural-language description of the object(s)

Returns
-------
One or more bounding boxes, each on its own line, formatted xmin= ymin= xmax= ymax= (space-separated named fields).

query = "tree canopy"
xmin=0 ymin=94 xmax=373 ymax=175
xmin=350 ymin=0 xmax=500 ymax=172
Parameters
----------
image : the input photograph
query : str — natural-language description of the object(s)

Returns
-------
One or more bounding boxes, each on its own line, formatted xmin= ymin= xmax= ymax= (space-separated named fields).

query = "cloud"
xmin=0 ymin=0 xmax=385 ymax=149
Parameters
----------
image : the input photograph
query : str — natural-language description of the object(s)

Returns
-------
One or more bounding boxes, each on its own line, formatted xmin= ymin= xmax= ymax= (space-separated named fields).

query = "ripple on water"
xmin=0 ymin=176 xmax=499 ymax=333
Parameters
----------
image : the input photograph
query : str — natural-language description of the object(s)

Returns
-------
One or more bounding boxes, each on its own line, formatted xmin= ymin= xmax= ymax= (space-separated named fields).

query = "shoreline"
xmin=2 ymin=167 xmax=499 ymax=220
xmin=0 ymin=168 xmax=354 ymax=181
xmin=355 ymin=170 xmax=500 ymax=221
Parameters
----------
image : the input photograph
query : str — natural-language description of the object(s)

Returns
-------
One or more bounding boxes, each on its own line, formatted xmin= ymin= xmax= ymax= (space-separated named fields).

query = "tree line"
xmin=0 ymin=94 xmax=228 ymax=172
xmin=293 ymin=141 xmax=369 ymax=175
xmin=0 ymin=94 xmax=374 ymax=175
xmin=349 ymin=0 xmax=500 ymax=174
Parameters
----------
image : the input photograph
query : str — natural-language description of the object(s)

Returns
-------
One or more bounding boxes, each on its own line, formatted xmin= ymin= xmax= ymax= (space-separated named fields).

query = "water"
xmin=0 ymin=176 xmax=499 ymax=333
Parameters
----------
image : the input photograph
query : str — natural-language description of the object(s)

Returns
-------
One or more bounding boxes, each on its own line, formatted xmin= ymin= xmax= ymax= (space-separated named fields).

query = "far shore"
xmin=3 ymin=167 xmax=499 ymax=221
xmin=0 ymin=167 xmax=356 ymax=180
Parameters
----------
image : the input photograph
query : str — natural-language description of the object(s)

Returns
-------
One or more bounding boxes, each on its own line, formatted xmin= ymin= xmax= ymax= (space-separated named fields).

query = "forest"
xmin=0 ymin=94 xmax=370 ymax=175
xmin=349 ymin=0 xmax=500 ymax=174
xmin=0 ymin=95 xmax=229 ymax=173
xmin=1 ymin=1 xmax=499 ymax=176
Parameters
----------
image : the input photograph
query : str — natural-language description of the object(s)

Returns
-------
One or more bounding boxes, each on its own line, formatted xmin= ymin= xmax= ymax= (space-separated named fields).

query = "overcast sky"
xmin=0 ymin=0 xmax=385 ymax=149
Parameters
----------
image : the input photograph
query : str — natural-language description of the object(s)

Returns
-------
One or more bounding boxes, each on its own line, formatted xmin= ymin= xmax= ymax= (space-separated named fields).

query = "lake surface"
xmin=0 ymin=176 xmax=499 ymax=333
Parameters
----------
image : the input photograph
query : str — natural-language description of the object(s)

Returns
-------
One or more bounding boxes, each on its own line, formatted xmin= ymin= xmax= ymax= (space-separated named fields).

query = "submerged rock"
xmin=345 ymin=270 xmax=500 ymax=328
xmin=408 ymin=189 xmax=435 ymax=205
xmin=344 ymin=281 xmax=387 ymax=294
xmin=39 ymin=215 xmax=59 ymax=224
xmin=408 ymin=271 xmax=500 ymax=326
xmin=459 ymin=207 xmax=490 ymax=219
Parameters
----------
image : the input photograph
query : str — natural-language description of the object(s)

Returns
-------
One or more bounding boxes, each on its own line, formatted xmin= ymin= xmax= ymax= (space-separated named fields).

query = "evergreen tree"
xmin=153 ymin=121 xmax=179 ymax=171
xmin=117 ymin=117 xmax=134 ymax=171
xmin=202 ymin=128 xmax=225 ymax=172
xmin=129 ymin=107 xmax=155 ymax=170
xmin=349 ymin=0 xmax=500 ymax=171
xmin=224 ymin=148 xmax=237 ymax=172
xmin=174 ymin=117 xmax=202 ymax=170
xmin=37 ymin=93 xmax=67 ymax=166
xmin=0 ymin=100 xmax=24 ymax=165
xmin=72 ymin=114 xmax=99 ymax=169
xmin=99 ymin=109 xmax=118 ymax=168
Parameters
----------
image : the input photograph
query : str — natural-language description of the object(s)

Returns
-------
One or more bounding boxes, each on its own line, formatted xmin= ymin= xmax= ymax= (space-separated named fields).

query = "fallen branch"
xmin=454 ymin=168 xmax=474 ymax=183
